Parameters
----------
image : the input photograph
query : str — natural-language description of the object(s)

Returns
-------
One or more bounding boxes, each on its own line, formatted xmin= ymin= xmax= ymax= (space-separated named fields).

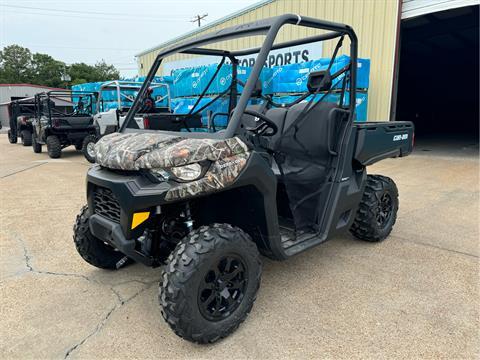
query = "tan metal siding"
xmin=137 ymin=0 xmax=400 ymax=121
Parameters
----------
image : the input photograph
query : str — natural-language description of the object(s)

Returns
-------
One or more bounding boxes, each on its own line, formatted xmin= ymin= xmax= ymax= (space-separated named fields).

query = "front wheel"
xmin=159 ymin=223 xmax=262 ymax=344
xmin=350 ymin=175 xmax=399 ymax=242
xmin=32 ymin=132 xmax=42 ymax=153
xmin=73 ymin=205 xmax=130 ymax=269
xmin=82 ymin=134 xmax=97 ymax=163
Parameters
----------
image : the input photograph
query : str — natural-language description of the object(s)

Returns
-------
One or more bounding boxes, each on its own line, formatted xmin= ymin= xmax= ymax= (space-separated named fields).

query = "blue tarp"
xmin=272 ymin=91 xmax=368 ymax=122
xmin=172 ymin=64 xmax=252 ymax=98
xmin=170 ymin=96 xmax=231 ymax=127
xmin=264 ymin=55 xmax=370 ymax=94
xmin=72 ymin=78 xmax=171 ymax=108
xmin=170 ymin=96 xmax=264 ymax=128
xmin=170 ymin=55 xmax=370 ymax=97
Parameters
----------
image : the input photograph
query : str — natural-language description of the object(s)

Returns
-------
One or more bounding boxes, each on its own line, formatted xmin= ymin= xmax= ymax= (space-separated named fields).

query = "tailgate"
xmin=353 ymin=121 xmax=414 ymax=166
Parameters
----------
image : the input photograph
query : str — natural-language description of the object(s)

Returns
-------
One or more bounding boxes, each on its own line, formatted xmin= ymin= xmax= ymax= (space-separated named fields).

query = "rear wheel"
xmin=46 ymin=135 xmax=61 ymax=158
xmin=8 ymin=130 xmax=17 ymax=144
xmin=159 ymin=223 xmax=262 ymax=344
xmin=82 ymin=134 xmax=97 ymax=163
xmin=32 ymin=132 xmax=42 ymax=153
xmin=73 ymin=205 xmax=129 ymax=269
xmin=350 ymin=175 xmax=398 ymax=242
xmin=20 ymin=130 xmax=32 ymax=146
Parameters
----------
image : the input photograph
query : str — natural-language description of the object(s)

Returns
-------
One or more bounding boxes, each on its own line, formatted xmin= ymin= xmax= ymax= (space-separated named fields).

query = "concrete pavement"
xmin=0 ymin=136 xmax=478 ymax=359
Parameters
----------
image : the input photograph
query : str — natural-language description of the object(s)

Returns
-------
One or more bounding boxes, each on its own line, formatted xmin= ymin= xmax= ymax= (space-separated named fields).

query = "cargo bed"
xmin=353 ymin=121 xmax=414 ymax=166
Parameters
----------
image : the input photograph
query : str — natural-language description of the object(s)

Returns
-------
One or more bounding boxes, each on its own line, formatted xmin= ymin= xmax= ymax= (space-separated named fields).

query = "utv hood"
xmin=94 ymin=132 xmax=250 ymax=171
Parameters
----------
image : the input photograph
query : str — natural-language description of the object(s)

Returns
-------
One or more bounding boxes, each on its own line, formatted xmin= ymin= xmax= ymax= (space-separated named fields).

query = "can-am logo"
xmin=393 ymin=134 xmax=408 ymax=141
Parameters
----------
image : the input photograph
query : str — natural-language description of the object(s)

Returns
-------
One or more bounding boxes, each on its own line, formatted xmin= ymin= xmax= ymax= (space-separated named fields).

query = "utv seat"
xmin=273 ymin=101 xmax=341 ymax=231
xmin=274 ymin=101 xmax=339 ymax=164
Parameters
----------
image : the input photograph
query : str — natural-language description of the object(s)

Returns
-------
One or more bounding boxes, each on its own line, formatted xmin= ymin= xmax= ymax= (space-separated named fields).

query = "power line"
xmin=1 ymin=4 xmax=185 ymax=20
xmin=1 ymin=43 xmax=141 ymax=51
xmin=1 ymin=8 xmax=182 ymax=22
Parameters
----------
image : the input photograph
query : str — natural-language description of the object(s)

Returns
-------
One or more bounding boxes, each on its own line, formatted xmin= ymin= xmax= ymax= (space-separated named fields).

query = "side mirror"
xmin=307 ymin=70 xmax=332 ymax=92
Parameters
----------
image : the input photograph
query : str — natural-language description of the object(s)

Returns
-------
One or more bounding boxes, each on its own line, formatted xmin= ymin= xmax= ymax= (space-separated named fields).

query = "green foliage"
xmin=68 ymin=61 xmax=120 ymax=85
xmin=0 ymin=45 xmax=32 ymax=83
xmin=31 ymin=53 xmax=65 ymax=88
xmin=0 ymin=45 xmax=121 ymax=87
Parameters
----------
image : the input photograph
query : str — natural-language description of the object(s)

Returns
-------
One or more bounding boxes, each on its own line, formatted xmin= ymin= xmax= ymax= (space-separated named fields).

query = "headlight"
xmin=170 ymin=163 xmax=203 ymax=181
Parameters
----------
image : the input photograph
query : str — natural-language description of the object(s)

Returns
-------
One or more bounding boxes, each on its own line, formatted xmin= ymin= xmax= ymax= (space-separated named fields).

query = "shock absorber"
xmin=183 ymin=202 xmax=194 ymax=233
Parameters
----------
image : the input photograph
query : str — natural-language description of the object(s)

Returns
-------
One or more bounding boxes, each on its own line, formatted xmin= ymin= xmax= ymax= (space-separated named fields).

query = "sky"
xmin=0 ymin=0 xmax=260 ymax=77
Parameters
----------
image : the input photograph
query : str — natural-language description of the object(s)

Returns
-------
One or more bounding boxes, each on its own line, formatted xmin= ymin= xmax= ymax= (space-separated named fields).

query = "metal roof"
xmin=0 ymin=83 xmax=65 ymax=90
xmin=134 ymin=0 xmax=275 ymax=57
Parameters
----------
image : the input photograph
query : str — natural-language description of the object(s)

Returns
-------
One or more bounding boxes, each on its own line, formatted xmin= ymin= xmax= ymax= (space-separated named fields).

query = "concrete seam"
xmin=0 ymin=162 xmax=46 ymax=179
xmin=395 ymin=235 xmax=479 ymax=259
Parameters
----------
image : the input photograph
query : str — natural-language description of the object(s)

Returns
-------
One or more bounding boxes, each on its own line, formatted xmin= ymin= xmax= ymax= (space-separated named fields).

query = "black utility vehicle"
xmin=73 ymin=15 xmax=414 ymax=343
xmin=32 ymin=90 xmax=97 ymax=158
xmin=7 ymin=97 xmax=36 ymax=146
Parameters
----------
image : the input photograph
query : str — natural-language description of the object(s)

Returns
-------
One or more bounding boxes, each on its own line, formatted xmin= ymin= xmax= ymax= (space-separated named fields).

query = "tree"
xmin=68 ymin=62 xmax=96 ymax=85
xmin=68 ymin=61 xmax=120 ymax=85
xmin=0 ymin=45 xmax=32 ymax=83
xmin=93 ymin=60 xmax=120 ymax=81
xmin=0 ymin=44 xmax=122 ymax=87
xmin=31 ymin=53 xmax=65 ymax=88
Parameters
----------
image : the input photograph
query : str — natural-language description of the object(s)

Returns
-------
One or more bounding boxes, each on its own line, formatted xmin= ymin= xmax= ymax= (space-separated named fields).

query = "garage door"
xmin=402 ymin=0 xmax=480 ymax=19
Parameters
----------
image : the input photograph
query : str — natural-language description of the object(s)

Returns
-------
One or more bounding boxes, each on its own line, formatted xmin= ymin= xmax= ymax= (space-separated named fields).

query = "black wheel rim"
xmin=376 ymin=192 xmax=393 ymax=228
xmin=198 ymin=255 xmax=247 ymax=321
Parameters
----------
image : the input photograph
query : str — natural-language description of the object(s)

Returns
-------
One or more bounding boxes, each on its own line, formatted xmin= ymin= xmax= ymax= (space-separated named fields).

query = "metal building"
xmin=136 ymin=0 xmax=478 ymax=139
xmin=0 ymin=83 xmax=66 ymax=127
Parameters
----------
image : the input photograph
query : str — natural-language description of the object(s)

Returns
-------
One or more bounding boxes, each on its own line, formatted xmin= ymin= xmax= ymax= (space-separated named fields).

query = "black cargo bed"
xmin=353 ymin=121 xmax=414 ymax=166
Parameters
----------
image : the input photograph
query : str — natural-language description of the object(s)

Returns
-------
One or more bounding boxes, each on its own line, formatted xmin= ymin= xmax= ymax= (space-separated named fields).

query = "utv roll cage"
xmin=35 ymin=90 xmax=97 ymax=118
xmin=123 ymin=14 xmax=357 ymax=136
xmin=11 ymin=97 xmax=37 ymax=115
xmin=96 ymin=80 xmax=171 ymax=113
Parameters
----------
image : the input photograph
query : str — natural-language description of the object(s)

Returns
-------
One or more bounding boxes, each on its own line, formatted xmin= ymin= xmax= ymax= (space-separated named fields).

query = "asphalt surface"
xmin=0 ymin=135 xmax=478 ymax=359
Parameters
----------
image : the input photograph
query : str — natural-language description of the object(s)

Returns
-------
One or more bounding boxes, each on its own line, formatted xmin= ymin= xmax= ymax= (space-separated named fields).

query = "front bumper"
xmin=87 ymin=165 xmax=172 ymax=265
xmin=88 ymin=214 xmax=154 ymax=265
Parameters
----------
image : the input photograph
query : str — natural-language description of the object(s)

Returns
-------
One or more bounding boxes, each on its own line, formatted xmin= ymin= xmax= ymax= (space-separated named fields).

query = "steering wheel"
xmin=243 ymin=109 xmax=278 ymax=136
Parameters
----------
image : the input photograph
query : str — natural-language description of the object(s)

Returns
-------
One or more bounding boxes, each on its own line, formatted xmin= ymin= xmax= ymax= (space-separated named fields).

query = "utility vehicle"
xmin=73 ymin=15 xmax=414 ymax=343
xmin=7 ymin=97 xmax=36 ymax=146
xmin=83 ymin=81 xmax=171 ymax=162
xmin=31 ymin=90 xmax=97 ymax=158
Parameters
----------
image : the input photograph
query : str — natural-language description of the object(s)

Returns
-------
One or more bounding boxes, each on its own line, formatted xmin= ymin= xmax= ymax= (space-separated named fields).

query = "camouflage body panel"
xmin=94 ymin=132 xmax=251 ymax=200
xmin=165 ymin=152 xmax=250 ymax=201
xmin=95 ymin=132 xmax=249 ymax=170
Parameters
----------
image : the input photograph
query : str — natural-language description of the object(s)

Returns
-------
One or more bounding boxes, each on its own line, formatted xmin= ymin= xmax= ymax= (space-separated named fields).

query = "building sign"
xmin=162 ymin=42 xmax=323 ymax=74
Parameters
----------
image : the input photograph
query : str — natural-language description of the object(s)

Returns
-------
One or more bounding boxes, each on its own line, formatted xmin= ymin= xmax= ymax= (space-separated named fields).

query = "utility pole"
xmin=191 ymin=13 xmax=208 ymax=27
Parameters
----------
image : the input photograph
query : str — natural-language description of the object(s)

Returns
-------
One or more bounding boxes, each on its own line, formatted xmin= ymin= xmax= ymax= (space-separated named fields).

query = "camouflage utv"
xmin=73 ymin=15 xmax=414 ymax=343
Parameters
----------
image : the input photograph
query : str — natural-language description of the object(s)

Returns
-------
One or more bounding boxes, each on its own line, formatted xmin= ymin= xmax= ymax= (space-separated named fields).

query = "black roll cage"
xmin=123 ymin=14 xmax=358 ymax=137
xmin=35 ymin=90 xmax=98 ymax=118
xmin=11 ymin=97 xmax=37 ymax=116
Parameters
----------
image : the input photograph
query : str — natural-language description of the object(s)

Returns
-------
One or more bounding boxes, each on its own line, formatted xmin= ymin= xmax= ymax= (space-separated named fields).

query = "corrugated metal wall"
xmin=137 ymin=0 xmax=400 ymax=121
xmin=0 ymin=85 xmax=65 ymax=126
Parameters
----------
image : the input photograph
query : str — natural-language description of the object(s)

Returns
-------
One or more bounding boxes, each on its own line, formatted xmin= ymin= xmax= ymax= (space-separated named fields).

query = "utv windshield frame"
xmin=123 ymin=14 xmax=358 ymax=137
xmin=35 ymin=90 xmax=98 ymax=119
xmin=96 ymin=80 xmax=171 ymax=113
